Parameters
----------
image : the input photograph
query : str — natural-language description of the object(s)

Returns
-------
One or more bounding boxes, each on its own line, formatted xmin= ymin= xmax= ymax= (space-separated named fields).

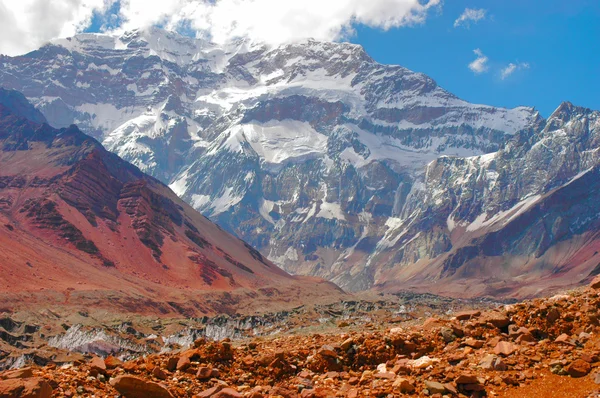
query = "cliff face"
xmin=0 ymin=88 xmax=344 ymax=316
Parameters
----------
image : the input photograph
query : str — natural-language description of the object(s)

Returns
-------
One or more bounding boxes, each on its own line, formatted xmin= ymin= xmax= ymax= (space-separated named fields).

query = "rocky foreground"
xmin=4 ymin=281 xmax=600 ymax=398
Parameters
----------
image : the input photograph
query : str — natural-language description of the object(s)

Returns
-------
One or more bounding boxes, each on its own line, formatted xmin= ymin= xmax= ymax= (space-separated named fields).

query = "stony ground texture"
xmin=4 ymin=280 xmax=600 ymax=397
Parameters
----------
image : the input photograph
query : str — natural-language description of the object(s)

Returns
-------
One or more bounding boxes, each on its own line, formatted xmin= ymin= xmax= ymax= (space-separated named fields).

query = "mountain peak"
xmin=0 ymin=88 xmax=47 ymax=124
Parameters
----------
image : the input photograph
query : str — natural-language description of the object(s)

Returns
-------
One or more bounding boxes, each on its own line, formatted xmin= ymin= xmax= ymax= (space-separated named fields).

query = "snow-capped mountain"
xmin=5 ymin=27 xmax=597 ymax=297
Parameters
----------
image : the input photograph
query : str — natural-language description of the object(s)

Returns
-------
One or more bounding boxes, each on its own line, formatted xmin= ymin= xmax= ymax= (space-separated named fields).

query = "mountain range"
xmin=0 ymin=88 xmax=343 ymax=316
xmin=1 ymin=27 xmax=598 ymax=298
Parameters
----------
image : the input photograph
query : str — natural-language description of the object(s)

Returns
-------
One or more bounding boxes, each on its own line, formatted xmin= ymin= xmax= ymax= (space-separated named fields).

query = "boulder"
xmin=109 ymin=375 xmax=174 ymax=398
xmin=0 ymin=377 xmax=52 ymax=398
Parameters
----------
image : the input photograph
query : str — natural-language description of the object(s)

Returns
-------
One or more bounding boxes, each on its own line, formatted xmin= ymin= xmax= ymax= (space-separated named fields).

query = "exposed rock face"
xmin=0 ymin=29 xmax=543 ymax=294
xmin=2 ymin=30 xmax=600 ymax=297
xmin=0 ymin=88 xmax=344 ymax=315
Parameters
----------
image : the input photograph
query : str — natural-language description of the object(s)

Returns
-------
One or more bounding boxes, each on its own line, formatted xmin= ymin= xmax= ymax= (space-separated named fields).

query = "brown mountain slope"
xmin=0 ymin=89 xmax=344 ymax=316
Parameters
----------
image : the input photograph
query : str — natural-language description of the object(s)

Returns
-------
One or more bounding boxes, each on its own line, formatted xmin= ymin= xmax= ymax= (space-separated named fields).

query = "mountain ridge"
xmin=1 ymin=28 xmax=597 ymax=298
xmin=0 ymin=87 xmax=344 ymax=316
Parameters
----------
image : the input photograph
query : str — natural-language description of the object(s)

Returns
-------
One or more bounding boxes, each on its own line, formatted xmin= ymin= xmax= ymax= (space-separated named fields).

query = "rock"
xmin=109 ymin=375 xmax=174 ymax=398
xmin=566 ymin=359 xmax=591 ymax=377
xmin=166 ymin=357 xmax=178 ymax=372
xmin=424 ymin=380 xmax=446 ymax=394
xmin=464 ymin=338 xmax=483 ymax=349
xmin=546 ymin=308 xmax=561 ymax=324
xmin=594 ymin=373 xmax=600 ymax=384
xmin=392 ymin=377 xmax=415 ymax=393
xmin=456 ymin=374 xmax=479 ymax=384
xmin=479 ymin=311 xmax=511 ymax=329
xmin=479 ymin=354 xmax=507 ymax=371
xmin=212 ymin=388 xmax=243 ymax=398
xmin=197 ymin=367 xmax=213 ymax=380
xmin=554 ymin=333 xmax=575 ymax=346
xmin=410 ymin=356 xmax=439 ymax=369
xmin=0 ymin=377 xmax=53 ymax=398
xmin=440 ymin=328 xmax=455 ymax=343
xmin=590 ymin=276 xmax=600 ymax=289
xmin=176 ymin=356 xmax=191 ymax=371
xmin=374 ymin=372 xmax=395 ymax=380
xmin=196 ymin=385 xmax=224 ymax=398
xmin=90 ymin=356 xmax=107 ymax=375
xmin=104 ymin=355 xmax=123 ymax=369
xmin=455 ymin=310 xmax=481 ymax=321
xmin=494 ymin=341 xmax=517 ymax=356
xmin=340 ymin=338 xmax=354 ymax=351
xmin=318 ymin=345 xmax=337 ymax=358
xmin=153 ymin=367 xmax=168 ymax=380
xmin=0 ymin=367 xmax=34 ymax=379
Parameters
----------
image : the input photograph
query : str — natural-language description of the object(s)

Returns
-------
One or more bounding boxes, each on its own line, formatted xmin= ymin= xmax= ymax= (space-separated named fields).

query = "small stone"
xmin=318 ymin=345 xmax=337 ymax=358
xmin=456 ymin=374 xmax=479 ymax=384
xmin=454 ymin=310 xmax=481 ymax=321
xmin=479 ymin=354 xmax=507 ymax=371
xmin=340 ymin=338 xmax=354 ymax=351
xmin=566 ymin=359 xmax=591 ymax=377
xmin=424 ymin=380 xmax=447 ymax=394
xmin=590 ymin=275 xmax=600 ymax=289
xmin=494 ymin=341 xmax=517 ymax=356
xmin=166 ymin=357 xmax=178 ymax=372
xmin=212 ymin=387 xmax=243 ymax=398
xmin=197 ymin=367 xmax=213 ymax=380
xmin=153 ymin=367 xmax=168 ymax=380
xmin=90 ymin=356 xmax=107 ymax=375
xmin=104 ymin=356 xmax=123 ymax=369
xmin=196 ymin=385 xmax=224 ymax=398
xmin=176 ymin=356 xmax=191 ymax=371
xmin=392 ymin=377 xmax=415 ymax=393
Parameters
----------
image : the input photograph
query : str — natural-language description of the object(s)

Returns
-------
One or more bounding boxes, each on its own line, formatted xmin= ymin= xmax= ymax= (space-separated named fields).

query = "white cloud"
xmin=454 ymin=8 xmax=486 ymax=28
xmin=0 ymin=0 xmax=442 ymax=56
xmin=468 ymin=48 xmax=489 ymax=74
xmin=0 ymin=0 xmax=114 ymax=56
xmin=501 ymin=62 xmax=530 ymax=80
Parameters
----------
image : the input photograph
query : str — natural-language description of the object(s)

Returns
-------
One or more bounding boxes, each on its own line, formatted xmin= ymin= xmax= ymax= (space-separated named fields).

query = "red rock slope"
xmin=0 ymin=89 xmax=344 ymax=316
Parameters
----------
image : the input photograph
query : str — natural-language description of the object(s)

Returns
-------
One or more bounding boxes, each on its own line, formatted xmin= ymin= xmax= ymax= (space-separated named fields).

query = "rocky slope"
xmin=365 ymin=102 xmax=600 ymax=297
xmin=0 ymin=88 xmax=343 ymax=316
xmin=4 ymin=278 xmax=600 ymax=397
xmin=0 ymin=28 xmax=548 ymax=294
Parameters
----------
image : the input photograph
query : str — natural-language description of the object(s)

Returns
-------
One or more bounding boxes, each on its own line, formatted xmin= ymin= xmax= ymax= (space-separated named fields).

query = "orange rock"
xmin=212 ymin=387 xmax=243 ymax=398
xmin=566 ymin=359 xmax=591 ymax=377
xmin=176 ymin=356 xmax=191 ymax=371
xmin=0 ymin=377 xmax=53 ymax=398
xmin=196 ymin=367 xmax=212 ymax=380
xmin=0 ymin=367 xmax=34 ymax=380
xmin=104 ymin=355 xmax=123 ymax=369
xmin=109 ymin=375 xmax=174 ymax=398
xmin=153 ymin=366 xmax=168 ymax=380
xmin=318 ymin=345 xmax=337 ymax=358
xmin=494 ymin=341 xmax=517 ymax=356
xmin=196 ymin=385 xmax=224 ymax=398
xmin=455 ymin=310 xmax=481 ymax=321
xmin=90 ymin=356 xmax=107 ymax=375
xmin=590 ymin=276 xmax=600 ymax=289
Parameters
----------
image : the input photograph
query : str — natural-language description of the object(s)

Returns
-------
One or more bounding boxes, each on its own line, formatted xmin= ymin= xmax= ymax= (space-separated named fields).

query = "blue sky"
xmin=351 ymin=1 xmax=600 ymax=117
